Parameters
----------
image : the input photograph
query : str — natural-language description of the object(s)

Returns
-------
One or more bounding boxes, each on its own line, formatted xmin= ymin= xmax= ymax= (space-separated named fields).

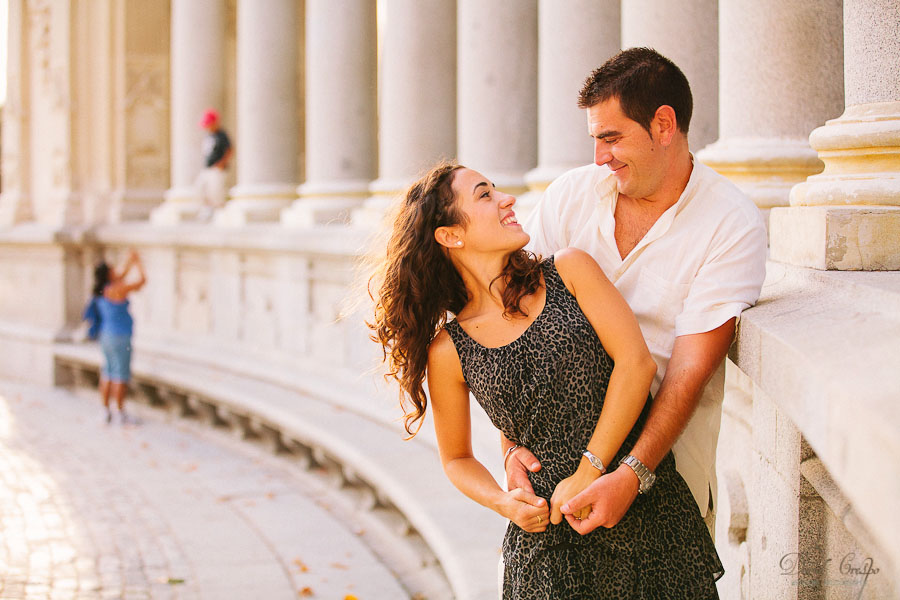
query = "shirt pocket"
xmin=629 ymin=267 xmax=691 ymax=354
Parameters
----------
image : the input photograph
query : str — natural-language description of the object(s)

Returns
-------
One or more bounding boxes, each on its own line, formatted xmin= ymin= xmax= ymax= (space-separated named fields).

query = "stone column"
xmin=457 ymin=0 xmax=537 ymax=197
xmin=351 ymin=0 xmax=457 ymax=226
xmin=282 ymin=0 xmax=376 ymax=227
xmin=215 ymin=0 xmax=299 ymax=226
xmin=520 ymin=0 xmax=621 ymax=214
xmin=151 ymin=0 xmax=226 ymax=225
xmin=697 ymin=0 xmax=843 ymax=224
xmin=0 ymin=0 xmax=31 ymax=225
xmin=771 ymin=0 xmax=900 ymax=270
xmin=621 ymin=0 xmax=719 ymax=151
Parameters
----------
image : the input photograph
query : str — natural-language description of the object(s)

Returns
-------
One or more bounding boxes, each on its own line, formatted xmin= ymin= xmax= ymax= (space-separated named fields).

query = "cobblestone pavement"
xmin=0 ymin=382 xmax=409 ymax=600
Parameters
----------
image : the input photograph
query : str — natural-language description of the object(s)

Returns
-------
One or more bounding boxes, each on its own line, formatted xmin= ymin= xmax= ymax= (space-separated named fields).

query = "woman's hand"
xmin=499 ymin=488 xmax=550 ymax=533
xmin=549 ymin=469 xmax=599 ymax=524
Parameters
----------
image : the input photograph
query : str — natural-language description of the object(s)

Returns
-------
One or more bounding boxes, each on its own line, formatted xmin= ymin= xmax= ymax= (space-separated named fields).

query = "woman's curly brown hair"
xmin=369 ymin=161 xmax=542 ymax=437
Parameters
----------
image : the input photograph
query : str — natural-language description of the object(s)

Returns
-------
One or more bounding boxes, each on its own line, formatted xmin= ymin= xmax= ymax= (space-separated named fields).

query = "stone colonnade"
xmin=2 ymin=0 xmax=898 ymax=238
xmin=6 ymin=0 xmax=896 ymax=235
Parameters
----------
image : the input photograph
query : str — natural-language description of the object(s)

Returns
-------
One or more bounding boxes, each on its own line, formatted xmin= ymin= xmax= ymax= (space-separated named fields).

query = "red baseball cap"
xmin=200 ymin=108 xmax=219 ymax=128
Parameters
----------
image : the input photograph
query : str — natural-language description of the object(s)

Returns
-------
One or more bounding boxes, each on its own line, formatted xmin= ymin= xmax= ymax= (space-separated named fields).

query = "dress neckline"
xmin=450 ymin=259 xmax=554 ymax=351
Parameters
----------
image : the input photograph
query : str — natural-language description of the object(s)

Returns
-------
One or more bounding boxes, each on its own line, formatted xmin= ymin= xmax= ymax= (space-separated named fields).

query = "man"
xmin=506 ymin=47 xmax=768 ymax=537
xmin=196 ymin=108 xmax=233 ymax=220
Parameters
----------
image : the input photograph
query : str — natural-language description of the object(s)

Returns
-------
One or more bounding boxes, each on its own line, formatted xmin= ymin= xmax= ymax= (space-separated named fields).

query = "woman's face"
xmin=449 ymin=168 xmax=529 ymax=253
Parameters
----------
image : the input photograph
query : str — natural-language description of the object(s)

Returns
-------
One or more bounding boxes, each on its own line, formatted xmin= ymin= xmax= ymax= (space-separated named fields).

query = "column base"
xmin=0 ymin=191 xmax=33 ymax=226
xmin=769 ymin=205 xmax=900 ymax=270
xmin=282 ymin=180 xmax=370 ymax=227
xmin=150 ymin=186 xmax=204 ymax=225
xmin=791 ymin=101 xmax=900 ymax=208
xmin=213 ymin=184 xmax=296 ymax=227
xmin=108 ymin=189 xmax=165 ymax=223
xmin=350 ymin=177 xmax=408 ymax=228
xmin=696 ymin=138 xmax=824 ymax=211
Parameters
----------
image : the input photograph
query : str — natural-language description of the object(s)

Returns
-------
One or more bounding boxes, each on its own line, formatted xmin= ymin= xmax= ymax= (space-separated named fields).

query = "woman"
xmin=86 ymin=249 xmax=146 ymax=425
xmin=370 ymin=162 xmax=722 ymax=599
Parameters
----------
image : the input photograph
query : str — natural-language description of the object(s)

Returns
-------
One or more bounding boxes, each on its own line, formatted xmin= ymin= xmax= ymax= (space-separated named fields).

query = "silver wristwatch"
xmin=619 ymin=455 xmax=656 ymax=494
xmin=582 ymin=450 xmax=606 ymax=474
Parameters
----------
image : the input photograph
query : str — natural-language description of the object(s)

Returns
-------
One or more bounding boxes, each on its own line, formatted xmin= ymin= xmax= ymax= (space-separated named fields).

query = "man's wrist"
xmin=619 ymin=455 xmax=657 ymax=494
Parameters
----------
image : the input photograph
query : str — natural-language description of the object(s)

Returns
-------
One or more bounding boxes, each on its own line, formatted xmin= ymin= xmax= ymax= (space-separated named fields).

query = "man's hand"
xmin=549 ymin=469 xmax=598 ymax=525
xmin=561 ymin=465 xmax=639 ymax=534
xmin=505 ymin=446 xmax=541 ymax=494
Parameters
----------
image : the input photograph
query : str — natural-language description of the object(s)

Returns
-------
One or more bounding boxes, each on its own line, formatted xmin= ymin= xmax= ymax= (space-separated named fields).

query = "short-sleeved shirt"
xmin=203 ymin=129 xmax=231 ymax=168
xmin=524 ymin=159 xmax=768 ymax=515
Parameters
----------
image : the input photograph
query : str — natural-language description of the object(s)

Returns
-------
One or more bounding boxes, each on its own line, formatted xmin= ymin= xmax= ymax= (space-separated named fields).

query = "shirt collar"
xmin=596 ymin=154 xmax=700 ymax=265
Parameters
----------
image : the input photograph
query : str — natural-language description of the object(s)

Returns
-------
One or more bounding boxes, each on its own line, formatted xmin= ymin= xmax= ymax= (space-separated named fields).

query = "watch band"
xmin=619 ymin=455 xmax=657 ymax=494
xmin=582 ymin=450 xmax=607 ymax=474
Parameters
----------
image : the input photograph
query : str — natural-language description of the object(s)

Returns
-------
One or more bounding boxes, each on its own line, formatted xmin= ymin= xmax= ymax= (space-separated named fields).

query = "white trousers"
xmin=196 ymin=167 xmax=227 ymax=209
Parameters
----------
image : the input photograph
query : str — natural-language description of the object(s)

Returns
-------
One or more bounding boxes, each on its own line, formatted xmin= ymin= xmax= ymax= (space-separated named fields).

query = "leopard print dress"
xmin=445 ymin=257 xmax=724 ymax=599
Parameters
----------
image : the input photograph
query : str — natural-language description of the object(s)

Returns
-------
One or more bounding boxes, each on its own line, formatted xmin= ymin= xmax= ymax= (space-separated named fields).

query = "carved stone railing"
xmin=0 ymin=223 xmax=507 ymax=600
xmin=716 ymin=261 xmax=899 ymax=599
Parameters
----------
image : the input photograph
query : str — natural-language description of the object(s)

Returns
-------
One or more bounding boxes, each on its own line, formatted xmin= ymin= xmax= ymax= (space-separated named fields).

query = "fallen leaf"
xmin=293 ymin=558 xmax=309 ymax=573
xmin=166 ymin=577 xmax=185 ymax=585
xmin=343 ymin=596 xmax=358 ymax=600
xmin=298 ymin=587 xmax=314 ymax=597
xmin=330 ymin=562 xmax=349 ymax=570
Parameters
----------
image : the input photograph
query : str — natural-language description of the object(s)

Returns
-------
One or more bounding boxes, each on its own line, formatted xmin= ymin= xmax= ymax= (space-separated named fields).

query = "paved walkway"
xmin=0 ymin=382 xmax=410 ymax=600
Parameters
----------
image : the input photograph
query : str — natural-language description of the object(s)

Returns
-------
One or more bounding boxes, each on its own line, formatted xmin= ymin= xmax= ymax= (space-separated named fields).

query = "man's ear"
xmin=435 ymin=225 xmax=463 ymax=249
xmin=653 ymin=105 xmax=678 ymax=146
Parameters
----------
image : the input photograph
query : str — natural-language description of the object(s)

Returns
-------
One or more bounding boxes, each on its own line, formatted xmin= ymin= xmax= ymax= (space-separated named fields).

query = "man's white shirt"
xmin=524 ymin=159 xmax=768 ymax=515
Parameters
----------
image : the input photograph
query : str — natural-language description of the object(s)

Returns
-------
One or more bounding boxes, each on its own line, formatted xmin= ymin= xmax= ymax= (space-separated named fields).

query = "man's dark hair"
xmin=578 ymin=47 xmax=693 ymax=136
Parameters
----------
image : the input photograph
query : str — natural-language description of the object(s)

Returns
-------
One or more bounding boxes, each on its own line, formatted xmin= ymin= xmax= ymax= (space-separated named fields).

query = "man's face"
xmin=587 ymin=97 xmax=665 ymax=200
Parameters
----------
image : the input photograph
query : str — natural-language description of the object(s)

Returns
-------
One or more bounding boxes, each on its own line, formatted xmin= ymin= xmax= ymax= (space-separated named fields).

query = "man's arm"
xmin=562 ymin=318 xmax=736 ymax=533
xmin=631 ymin=317 xmax=735 ymax=471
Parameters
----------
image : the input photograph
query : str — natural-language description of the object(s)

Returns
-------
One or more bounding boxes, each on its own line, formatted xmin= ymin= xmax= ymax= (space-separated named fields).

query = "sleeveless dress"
xmin=444 ymin=257 xmax=723 ymax=599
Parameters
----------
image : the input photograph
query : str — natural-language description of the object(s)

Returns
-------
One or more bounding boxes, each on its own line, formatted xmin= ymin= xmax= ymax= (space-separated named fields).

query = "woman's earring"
xmin=456 ymin=241 xmax=463 ymax=247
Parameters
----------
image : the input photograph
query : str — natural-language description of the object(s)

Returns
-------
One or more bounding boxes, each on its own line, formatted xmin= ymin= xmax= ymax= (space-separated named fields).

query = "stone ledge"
xmin=54 ymin=342 xmax=506 ymax=600
xmin=731 ymin=260 xmax=900 ymax=577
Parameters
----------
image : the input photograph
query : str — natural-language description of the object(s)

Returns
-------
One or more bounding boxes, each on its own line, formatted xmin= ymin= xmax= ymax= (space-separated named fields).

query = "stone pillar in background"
xmin=151 ymin=0 xmax=226 ymax=225
xmin=697 ymin=0 xmax=843 ymax=225
xmin=282 ymin=0 xmax=376 ymax=227
xmin=109 ymin=1 xmax=171 ymax=223
xmin=0 ymin=0 xmax=32 ymax=225
xmin=216 ymin=0 xmax=299 ymax=226
xmin=457 ymin=0 xmax=537 ymax=197
xmin=771 ymin=0 xmax=900 ymax=270
xmin=621 ymin=0 xmax=719 ymax=152
xmin=519 ymin=0 xmax=621 ymax=214
xmin=352 ymin=0 xmax=457 ymax=225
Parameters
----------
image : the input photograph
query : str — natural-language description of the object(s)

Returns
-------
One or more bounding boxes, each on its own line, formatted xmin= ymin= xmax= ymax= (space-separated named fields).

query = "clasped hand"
xmin=505 ymin=446 xmax=639 ymax=534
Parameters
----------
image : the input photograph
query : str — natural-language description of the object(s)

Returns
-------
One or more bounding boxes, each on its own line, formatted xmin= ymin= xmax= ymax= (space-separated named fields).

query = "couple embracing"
xmin=371 ymin=48 xmax=767 ymax=599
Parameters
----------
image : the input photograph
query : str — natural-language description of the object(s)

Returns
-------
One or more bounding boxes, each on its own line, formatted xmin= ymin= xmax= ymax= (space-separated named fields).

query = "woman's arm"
xmin=548 ymin=248 xmax=657 ymax=524
xmin=427 ymin=330 xmax=549 ymax=532
xmin=120 ymin=251 xmax=147 ymax=295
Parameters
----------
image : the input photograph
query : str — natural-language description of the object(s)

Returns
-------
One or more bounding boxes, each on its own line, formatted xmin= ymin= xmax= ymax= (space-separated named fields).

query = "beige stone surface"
xmin=770 ymin=206 xmax=900 ymax=270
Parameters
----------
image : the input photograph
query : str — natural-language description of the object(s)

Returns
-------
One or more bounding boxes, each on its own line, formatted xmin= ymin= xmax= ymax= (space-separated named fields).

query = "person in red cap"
xmin=196 ymin=108 xmax=233 ymax=220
